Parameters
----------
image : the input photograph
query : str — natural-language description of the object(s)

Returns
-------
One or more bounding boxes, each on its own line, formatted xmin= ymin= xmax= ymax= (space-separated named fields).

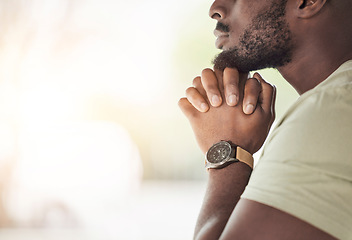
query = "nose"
xmin=209 ymin=0 xmax=227 ymax=20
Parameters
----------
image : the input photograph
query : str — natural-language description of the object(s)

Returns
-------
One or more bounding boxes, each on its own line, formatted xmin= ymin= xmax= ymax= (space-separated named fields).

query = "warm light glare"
xmin=0 ymin=0 xmax=212 ymax=239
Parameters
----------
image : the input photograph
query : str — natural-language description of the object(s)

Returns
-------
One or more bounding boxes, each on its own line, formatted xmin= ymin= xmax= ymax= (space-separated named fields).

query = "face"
xmin=211 ymin=0 xmax=294 ymax=72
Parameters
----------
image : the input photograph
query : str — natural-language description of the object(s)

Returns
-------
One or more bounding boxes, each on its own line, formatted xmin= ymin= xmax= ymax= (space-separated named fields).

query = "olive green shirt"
xmin=242 ymin=60 xmax=352 ymax=240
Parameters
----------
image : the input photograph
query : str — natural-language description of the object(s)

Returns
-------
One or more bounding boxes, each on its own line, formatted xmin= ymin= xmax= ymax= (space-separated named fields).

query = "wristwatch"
xmin=205 ymin=141 xmax=253 ymax=169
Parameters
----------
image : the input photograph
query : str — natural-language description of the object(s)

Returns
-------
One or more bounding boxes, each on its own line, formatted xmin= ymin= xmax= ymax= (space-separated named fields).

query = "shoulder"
xmin=262 ymin=81 xmax=352 ymax=167
xmin=282 ymin=80 xmax=352 ymax=130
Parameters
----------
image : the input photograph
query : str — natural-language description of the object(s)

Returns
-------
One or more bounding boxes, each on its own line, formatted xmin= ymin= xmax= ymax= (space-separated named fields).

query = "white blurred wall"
xmin=0 ymin=0 xmax=211 ymax=238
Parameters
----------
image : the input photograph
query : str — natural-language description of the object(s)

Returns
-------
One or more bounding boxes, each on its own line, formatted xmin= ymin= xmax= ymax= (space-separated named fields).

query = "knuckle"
xmin=264 ymin=80 xmax=274 ymax=87
xmin=264 ymin=84 xmax=274 ymax=95
xmin=203 ymin=81 xmax=217 ymax=91
xmin=192 ymin=76 xmax=201 ymax=86
xmin=201 ymin=68 xmax=213 ymax=76
xmin=201 ymin=69 xmax=217 ymax=88
xmin=223 ymin=67 xmax=231 ymax=76
xmin=185 ymin=87 xmax=196 ymax=97
xmin=224 ymin=67 xmax=239 ymax=74
xmin=227 ymin=82 xmax=238 ymax=90
xmin=245 ymin=81 xmax=261 ymax=94
xmin=178 ymin=97 xmax=187 ymax=108
xmin=263 ymin=80 xmax=274 ymax=89
xmin=224 ymin=68 xmax=239 ymax=84
xmin=245 ymin=78 xmax=254 ymax=87
xmin=225 ymin=74 xmax=239 ymax=87
xmin=248 ymin=77 xmax=260 ymax=86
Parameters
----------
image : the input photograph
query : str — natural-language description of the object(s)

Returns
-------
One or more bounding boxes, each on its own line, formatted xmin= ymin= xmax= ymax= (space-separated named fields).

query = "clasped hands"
xmin=178 ymin=68 xmax=276 ymax=155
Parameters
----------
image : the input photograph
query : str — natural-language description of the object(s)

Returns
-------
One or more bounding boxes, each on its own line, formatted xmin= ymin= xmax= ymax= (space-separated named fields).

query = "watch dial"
xmin=207 ymin=143 xmax=231 ymax=164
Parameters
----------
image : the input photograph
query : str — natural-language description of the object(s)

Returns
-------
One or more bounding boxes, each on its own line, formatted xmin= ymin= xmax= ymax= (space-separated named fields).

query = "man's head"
xmin=212 ymin=0 xmax=292 ymax=72
xmin=211 ymin=0 xmax=292 ymax=72
xmin=210 ymin=0 xmax=352 ymax=75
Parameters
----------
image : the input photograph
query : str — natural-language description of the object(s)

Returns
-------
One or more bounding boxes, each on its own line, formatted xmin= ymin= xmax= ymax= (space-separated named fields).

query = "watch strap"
xmin=236 ymin=146 xmax=253 ymax=169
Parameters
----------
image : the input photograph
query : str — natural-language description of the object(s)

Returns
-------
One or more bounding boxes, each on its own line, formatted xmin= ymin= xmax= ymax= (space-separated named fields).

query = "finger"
xmin=201 ymin=68 xmax=222 ymax=107
xmin=243 ymin=77 xmax=261 ymax=114
xmin=178 ymin=97 xmax=199 ymax=119
xmin=253 ymin=72 xmax=274 ymax=114
xmin=192 ymin=76 xmax=207 ymax=97
xmin=223 ymin=68 xmax=240 ymax=106
xmin=185 ymin=87 xmax=210 ymax=112
xmin=213 ymin=68 xmax=224 ymax=94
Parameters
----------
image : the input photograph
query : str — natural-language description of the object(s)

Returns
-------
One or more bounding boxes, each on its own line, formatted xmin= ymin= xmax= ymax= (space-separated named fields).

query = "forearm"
xmin=194 ymin=162 xmax=252 ymax=240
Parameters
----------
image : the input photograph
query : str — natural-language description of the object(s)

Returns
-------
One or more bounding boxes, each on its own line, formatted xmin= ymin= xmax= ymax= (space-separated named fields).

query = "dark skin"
xmin=179 ymin=0 xmax=352 ymax=239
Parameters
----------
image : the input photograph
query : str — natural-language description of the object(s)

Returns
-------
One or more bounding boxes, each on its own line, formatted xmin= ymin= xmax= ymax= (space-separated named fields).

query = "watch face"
xmin=207 ymin=142 xmax=232 ymax=164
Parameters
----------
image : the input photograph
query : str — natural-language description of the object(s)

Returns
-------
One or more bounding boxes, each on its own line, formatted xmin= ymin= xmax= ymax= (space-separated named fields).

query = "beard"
xmin=213 ymin=0 xmax=294 ymax=72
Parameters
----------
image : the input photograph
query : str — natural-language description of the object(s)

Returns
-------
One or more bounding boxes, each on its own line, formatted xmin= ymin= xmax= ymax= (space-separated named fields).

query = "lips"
xmin=214 ymin=29 xmax=229 ymax=49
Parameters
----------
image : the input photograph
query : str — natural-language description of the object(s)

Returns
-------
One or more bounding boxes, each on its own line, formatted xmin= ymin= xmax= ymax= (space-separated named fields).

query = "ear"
xmin=295 ymin=0 xmax=328 ymax=18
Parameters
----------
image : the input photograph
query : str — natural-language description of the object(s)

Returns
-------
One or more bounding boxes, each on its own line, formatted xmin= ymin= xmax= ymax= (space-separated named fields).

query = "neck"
xmin=277 ymin=13 xmax=352 ymax=95
xmin=277 ymin=46 xmax=352 ymax=95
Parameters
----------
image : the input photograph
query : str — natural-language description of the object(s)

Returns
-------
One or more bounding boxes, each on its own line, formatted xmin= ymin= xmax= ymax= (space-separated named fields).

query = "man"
xmin=178 ymin=0 xmax=352 ymax=239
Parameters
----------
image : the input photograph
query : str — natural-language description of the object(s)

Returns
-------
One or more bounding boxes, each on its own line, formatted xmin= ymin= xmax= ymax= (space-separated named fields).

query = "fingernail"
xmin=227 ymin=94 xmax=238 ymax=106
xmin=200 ymin=103 xmax=208 ymax=112
xmin=244 ymin=104 xmax=254 ymax=114
xmin=212 ymin=95 xmax=221 ymax=106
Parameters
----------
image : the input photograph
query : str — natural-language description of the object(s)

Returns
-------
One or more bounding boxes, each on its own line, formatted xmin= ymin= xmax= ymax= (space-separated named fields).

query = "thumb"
xmin=253 ymin=72 xmax=275 ymax=114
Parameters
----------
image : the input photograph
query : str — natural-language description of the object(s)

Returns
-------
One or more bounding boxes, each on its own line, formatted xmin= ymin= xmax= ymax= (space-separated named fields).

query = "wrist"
xmin=205 ymin=141 xmax=254 ymax=170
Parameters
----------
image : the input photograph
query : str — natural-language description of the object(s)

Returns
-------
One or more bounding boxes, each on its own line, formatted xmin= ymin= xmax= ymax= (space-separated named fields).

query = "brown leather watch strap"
xmin=236 ymin=146 xmax=254 ymax=169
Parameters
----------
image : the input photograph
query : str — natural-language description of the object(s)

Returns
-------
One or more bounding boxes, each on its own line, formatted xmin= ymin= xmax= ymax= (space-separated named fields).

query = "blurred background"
xmin=0 ymin=0 xmax=298 ymax=239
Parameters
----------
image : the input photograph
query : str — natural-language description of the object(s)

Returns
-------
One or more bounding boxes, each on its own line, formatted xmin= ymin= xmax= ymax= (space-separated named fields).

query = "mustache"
xmin=216 ymin=22 xmax=230 ymax=32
